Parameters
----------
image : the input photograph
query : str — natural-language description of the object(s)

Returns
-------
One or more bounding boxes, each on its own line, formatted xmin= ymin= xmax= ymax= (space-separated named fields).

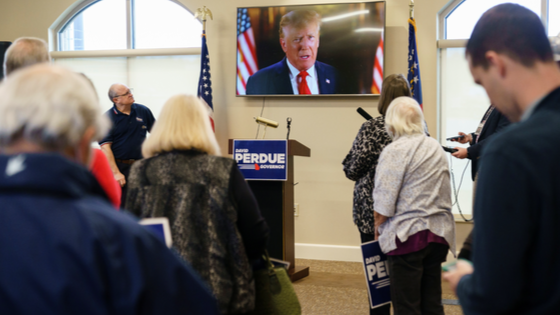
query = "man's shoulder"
xmin=485 ymin=109 xmax=560 ymax=162
xmin=250 ymin=60 xmax=286 ymax=79
xmin=315 ymin=60 xmax=336 ymax=71
xmin=103 ymin=106 xmax=118 ymax=117
xmin=133 ymin=103 xmax=153 ymax=113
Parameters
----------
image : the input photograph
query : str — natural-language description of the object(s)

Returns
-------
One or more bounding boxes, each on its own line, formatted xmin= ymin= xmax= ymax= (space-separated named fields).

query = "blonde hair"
xmin=142 ymin=94 xmax=220 ymax=158
xmin=385 ymin=96 xmax=424 ymax=139
xmin=4 ymin=37 xmax=50 ymax=77
xmin=279 ymin=10 xmax=321 ymax=38
xmin=0 ymin=64 xmax=109 ymax=150
xmin=377 ymin=74 xmax=411 ymax=116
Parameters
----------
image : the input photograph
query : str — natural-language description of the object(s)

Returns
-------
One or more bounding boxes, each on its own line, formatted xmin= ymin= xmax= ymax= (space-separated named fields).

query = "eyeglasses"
xmin=114 ymin=88 xmax=133 ymax=98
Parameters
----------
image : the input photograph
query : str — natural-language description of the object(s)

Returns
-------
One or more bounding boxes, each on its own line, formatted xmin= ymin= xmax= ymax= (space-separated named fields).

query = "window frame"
xmin=436 ymin=0 xmax=554 ymax=220
xmin=436 ymin=0 xmax=554 ymax=140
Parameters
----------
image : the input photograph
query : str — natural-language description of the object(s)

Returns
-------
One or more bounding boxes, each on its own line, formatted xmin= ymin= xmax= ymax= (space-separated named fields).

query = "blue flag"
xmin=408 ymin=18 xmax=423 ymax=110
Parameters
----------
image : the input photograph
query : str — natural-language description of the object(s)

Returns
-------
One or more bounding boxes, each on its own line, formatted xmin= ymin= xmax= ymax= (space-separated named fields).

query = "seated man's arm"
xmin=100 ymin=143 xmax=125 ymax=187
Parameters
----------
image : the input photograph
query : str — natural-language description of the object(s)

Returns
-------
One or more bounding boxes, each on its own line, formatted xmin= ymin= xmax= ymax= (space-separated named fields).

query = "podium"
xmin=228 ymin=139 xmax=310 ymax=281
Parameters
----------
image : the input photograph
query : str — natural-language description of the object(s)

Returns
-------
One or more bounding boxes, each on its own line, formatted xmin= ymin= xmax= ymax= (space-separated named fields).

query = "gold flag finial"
xmin=195 ymin=6 xmax=213 ymax=32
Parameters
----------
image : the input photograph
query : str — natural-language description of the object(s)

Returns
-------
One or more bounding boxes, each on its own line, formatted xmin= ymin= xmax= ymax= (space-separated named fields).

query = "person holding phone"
xmin=448 ymin=104 xmax=510 ymax=261
xmin=449 ymin=104 xmax=510 ymax=181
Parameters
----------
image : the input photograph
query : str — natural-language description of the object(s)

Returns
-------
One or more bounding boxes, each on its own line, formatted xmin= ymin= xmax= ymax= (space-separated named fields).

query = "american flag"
xmin=236 ymin=8 xmax=258 ymax=95
xmin=408 ymin=18 xmax=423 ymax=110
xmin=198 ymin=30 xmax=214 ymax=130
xmin=371 ymin=33 xmax=384 ymax=94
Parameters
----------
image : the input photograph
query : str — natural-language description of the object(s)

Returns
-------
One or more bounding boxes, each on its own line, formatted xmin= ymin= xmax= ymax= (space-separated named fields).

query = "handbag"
xmin=248 ymin=251 xmax=301 ymax=315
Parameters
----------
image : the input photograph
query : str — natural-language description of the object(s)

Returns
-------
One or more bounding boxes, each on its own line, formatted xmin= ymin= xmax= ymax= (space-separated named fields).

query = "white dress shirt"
xmin=286 ymin=59 xmax=319 ymax=94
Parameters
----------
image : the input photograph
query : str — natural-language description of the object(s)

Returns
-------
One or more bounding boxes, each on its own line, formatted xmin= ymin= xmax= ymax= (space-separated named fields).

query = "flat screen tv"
xmin=236 ymin=1 xmax=386 ymax=97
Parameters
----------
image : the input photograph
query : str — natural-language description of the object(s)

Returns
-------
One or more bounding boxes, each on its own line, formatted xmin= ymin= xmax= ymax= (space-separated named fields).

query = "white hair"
xmin=0 ymin=64 xmax=110 ymax=151
xmin=3 ymin=37 xmax=51 ymax=77
xmin=385 ymin=96 xmax=425 ymax=139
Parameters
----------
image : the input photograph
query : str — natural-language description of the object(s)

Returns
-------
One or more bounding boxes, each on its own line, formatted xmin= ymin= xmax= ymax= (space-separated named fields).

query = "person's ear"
xmin=77 ymin=127 xmax=95 ymax=167
xmin=485 ymin=51 xmax=507 ymax=78
xmin=280 ymin=36 xmax=288 ymax=53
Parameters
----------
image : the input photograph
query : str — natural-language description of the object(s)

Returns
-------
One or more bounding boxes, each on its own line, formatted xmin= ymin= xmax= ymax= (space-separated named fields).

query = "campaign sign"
xmin=233 ymin=140 xmax=287 ymax=181
xmin=361 ymin=240 xmax=391 ymax=309
xmin=139 ymin=217 xmax=173 ymax=248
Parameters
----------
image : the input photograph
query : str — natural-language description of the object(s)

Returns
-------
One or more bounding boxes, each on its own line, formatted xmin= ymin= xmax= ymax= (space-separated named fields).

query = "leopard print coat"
xmin=342 ymin=116 xmax=392 ymax=235
xmin=126 ymin=150 xmax=254 ymax=314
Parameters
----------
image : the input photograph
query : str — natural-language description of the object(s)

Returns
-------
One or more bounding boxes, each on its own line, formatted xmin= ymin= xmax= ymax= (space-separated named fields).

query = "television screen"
xmin=236 ymin=1 xmax=386 ymax=96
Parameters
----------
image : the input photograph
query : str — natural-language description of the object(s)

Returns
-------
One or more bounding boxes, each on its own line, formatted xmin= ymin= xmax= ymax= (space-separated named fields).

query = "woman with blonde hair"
xmin=373 ymin=96 xmax=455 ymax=315
xmin=342 ymin=73 xmax=412 ymax=315
xmin=126 ymin=94 xmax=269 ymax=315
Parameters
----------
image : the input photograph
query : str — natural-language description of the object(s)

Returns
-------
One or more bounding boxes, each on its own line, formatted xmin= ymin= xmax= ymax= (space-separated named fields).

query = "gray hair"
xmin=108 ymin=83 xmax=122 ymax=102
xmin=385 ymin=96 xmax=425 ymax=139
xmin=3 ymin=37 xmax=50 ymax=77
xmin=0 ymin=64 xmax=110 ymax=151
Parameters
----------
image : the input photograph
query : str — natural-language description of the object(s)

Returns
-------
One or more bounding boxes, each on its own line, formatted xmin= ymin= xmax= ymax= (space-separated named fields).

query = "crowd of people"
xmin=343 ymin=3 xmax=560 ymax=315
xmin=2 ymin=3 xmax=560 ymax=315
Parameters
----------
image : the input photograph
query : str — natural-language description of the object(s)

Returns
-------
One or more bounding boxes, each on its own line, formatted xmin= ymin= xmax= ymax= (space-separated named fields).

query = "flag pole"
xmin=409 ymin=0 xmax=414 ymax=19
xmin=195 ymin=6 xmax=213 ymax=32
xmin=195 ymin=6 xmax=215 ymax=131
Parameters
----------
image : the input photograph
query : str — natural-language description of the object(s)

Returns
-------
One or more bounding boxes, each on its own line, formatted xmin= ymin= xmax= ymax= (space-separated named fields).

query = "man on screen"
xmin=246 ymin=10 xmax=339 ymax=95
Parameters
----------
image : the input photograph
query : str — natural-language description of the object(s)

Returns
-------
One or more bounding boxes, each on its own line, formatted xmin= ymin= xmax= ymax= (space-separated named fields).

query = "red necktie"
xmin=298 ymin=71 xmax=311 ymax=95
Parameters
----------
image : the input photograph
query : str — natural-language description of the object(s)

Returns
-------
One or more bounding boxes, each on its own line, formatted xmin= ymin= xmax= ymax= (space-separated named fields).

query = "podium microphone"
xmin=286 ymin=117 xmax=292 ymax=140
xmin=357 ymin=107 xmax=373 ymax=120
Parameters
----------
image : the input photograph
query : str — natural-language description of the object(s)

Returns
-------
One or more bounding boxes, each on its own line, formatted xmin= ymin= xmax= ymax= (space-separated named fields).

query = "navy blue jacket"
xmin=245 ymin=58 xmax=339 ymax=95
xmin=457 ymin=86 xmax=560 ymax=314
xmin=0 ymin=153 xmax=219 ymax=315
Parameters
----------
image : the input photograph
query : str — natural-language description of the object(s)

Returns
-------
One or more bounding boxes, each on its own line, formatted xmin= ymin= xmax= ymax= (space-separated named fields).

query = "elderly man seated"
xmin=0 ymin=64 xmax=219 ymax=315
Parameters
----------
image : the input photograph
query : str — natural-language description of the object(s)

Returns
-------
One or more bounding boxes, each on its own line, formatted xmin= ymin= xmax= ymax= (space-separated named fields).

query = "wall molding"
xmin=295 ymin=243 xmax=363 ymax=262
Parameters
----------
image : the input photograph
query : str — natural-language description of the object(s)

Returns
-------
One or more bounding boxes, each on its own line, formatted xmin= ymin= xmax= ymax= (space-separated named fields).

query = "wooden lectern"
xmin=228 ymin=139 xmax=310 ymax=281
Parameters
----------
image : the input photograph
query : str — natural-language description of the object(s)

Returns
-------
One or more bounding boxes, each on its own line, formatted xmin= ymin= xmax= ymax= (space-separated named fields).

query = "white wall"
xmin=0 ymin=0 xmax=458 ymax=260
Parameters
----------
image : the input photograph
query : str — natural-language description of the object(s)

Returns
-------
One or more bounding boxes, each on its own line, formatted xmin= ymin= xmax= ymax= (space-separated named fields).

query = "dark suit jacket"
xmin=245 ymin=58 xmax=339 ymax=95
xmin=457 ymin=86 xmax=560 ymax=315
xmin=467 ymin=106 xmax=510 ymax=180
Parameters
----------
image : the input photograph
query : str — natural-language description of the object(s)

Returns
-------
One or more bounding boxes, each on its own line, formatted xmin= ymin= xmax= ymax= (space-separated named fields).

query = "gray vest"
xmin=127 ymin=150 xmax=255 ymax=314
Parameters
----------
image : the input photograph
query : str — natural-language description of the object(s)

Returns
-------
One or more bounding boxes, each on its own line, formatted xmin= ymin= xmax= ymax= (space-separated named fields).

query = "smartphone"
xmin=442 ymin=146 xmax=458 ymax=153
xmin=446 ymin=135 xmax=465 ymax=141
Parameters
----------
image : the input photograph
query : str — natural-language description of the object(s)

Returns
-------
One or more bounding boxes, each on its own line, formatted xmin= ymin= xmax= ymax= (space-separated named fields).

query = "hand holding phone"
xmin=446 ymin=135 xmax=465 ymax=141
xmin=442 ymin=146 xmax=458 ymax=153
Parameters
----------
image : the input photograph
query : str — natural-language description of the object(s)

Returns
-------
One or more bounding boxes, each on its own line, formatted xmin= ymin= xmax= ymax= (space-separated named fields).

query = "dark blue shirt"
xmin=99 ymin=103 xmax=155 ymax=160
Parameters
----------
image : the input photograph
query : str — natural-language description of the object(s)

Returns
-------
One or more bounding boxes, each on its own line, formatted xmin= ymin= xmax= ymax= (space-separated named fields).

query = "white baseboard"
xmin=295 ymin=243 xmax=363 ymax=262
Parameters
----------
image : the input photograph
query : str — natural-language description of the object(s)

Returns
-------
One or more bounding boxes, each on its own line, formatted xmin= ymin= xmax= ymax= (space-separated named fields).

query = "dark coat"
xmin=127 ymin=150 xmax=257 ymax=315
xmin=245 ymin=58 xmax=339 ymax=95
xmin=457 ymin=87 xmax=560 ymax=314
xmin=0 ymin=153 xmax=219 ymax=315
xmin=467 ymin=106 xmax=510 ymax=180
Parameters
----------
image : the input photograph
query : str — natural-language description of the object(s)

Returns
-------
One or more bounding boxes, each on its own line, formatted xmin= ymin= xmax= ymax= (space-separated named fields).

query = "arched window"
xmin=56 ymin=0 xmax=201 ymax=51
xmin=49 ymin=0 xmax=203 ymax=119
xmin=437 ymin=0 xmax=556 ymax=219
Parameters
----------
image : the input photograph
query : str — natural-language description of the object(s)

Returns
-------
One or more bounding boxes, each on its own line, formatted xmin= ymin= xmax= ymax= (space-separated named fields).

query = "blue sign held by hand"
xmin=362 ymin=240 xmax=391 ymax=309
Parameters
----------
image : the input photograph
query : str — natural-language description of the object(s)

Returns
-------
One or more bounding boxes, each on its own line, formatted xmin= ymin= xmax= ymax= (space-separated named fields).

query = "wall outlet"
xmin=294 ymin=203 xmax=299 ymax=217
